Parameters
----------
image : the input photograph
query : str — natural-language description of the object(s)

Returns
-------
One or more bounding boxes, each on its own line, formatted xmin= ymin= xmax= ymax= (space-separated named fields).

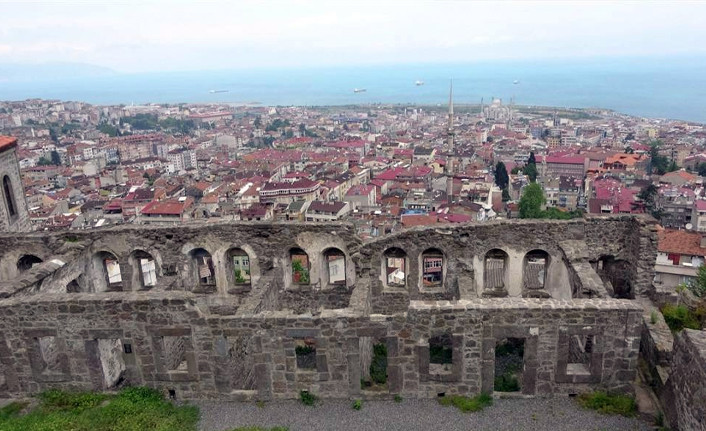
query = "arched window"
xmin=290 ymin=248 xmax=310 ymax=285
xmin=131 ymin=250 xmax=157 ymax=288
xmin=17 ymin=254 xmax=43 ymax=272
xmin=484 ymin=249 xmax=508 ymax=291
xmin=421 ymin=248 xmax=444 ymax=288
xmin=3 ymin=175 xmax=16 ymax=218
xmin=383 ymin=247 xmax=407 ymax=288
xmin=523 ymin=250 xmax=549 ymax=290
xmin=323 ymin=248 xmax=346 ymax=286
xmin=92 ymin=251 xmax=122 ymax=292
xmin=191 ymin=248 xmax=215 ymax=286
xmin=228 ymin=248 xmax=251 ymax=287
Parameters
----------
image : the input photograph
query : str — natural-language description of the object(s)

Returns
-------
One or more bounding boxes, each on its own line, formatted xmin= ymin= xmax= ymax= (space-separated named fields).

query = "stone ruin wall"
xmin=0 ymin=215 xmax=657 ymax=400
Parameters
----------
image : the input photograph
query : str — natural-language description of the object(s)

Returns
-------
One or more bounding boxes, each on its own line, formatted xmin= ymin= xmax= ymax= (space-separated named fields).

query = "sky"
xmin=2 ymin=0 xmax=706 ymax=73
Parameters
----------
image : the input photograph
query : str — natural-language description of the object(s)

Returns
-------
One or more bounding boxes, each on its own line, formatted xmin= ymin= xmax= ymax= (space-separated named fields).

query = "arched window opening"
xmin=324 ymin=248 xmax=346 ymax=286
xmin=191 ymin=248 xmax=215 ymax=286
xmin=93 ymin=251 xmax=122 ymax=292
xmin=133 ymin=250 xmax=157 ymax=288
xmin=17 ymin=254 xmax=43 ymax=272
xmin=3 ymin=175 xmax=16 ymax=218
xmin=484 ymin=249 xmax=508 ymax=291
xmin=228 ymin=248 xmax=251 ymax=286
xmin=422 ymin=248 xmax=444 ymax=288
xmin=290 ymin=248 xmax=310 ymax=285
xmin=523 ymin=250 xmax=549 ymax=290
xmin=384 ymin=247 xmax=406 ymax=288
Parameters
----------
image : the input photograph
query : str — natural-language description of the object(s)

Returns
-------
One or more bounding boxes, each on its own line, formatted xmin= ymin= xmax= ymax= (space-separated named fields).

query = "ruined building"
xmin=0 ymin=215 xmax=658 ymax=401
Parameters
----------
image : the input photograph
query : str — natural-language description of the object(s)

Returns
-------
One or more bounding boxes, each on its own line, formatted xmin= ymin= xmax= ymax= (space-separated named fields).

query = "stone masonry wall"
xmin=0 ymin=216 xmax=656 ymax=400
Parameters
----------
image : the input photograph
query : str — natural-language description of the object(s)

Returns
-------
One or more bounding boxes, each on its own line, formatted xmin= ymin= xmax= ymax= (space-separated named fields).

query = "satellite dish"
xmin=686 ymin=223 xmax=693 ymax=230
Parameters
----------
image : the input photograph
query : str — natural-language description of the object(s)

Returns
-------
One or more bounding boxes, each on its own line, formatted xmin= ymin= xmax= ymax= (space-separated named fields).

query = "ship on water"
xmin=209 ymin=89 xmax=229 ymax=93
xmin=415 ymin=80 xmax=424 ymax=86
xmin=353 ymin=88 xmax=366 ymax=93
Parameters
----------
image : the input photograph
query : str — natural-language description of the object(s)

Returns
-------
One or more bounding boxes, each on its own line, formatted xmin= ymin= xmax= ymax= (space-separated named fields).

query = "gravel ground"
xmin=196 ymin=397 xmax=652 ymax=431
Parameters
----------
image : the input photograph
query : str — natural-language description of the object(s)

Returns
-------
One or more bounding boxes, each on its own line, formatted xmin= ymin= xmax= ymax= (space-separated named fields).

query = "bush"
xmin=393 ymin=394 xmax=403 ymax=403
xmin=494 ymin=373 xmax=520 ymax=392
xmin=438 ymin=393 xmax=493 ymax=413
xmin=299 ymin=390 xmax=317 ymax=406
xmin=352 ymin=399 xmax=362 ymax=410
xmin=661 ymin=304 xmax=702 ymax=332
xmin=576 ymin=391 xmax=637 ymax=417
xmin=369 ymin=343 xmax=388 ymax=385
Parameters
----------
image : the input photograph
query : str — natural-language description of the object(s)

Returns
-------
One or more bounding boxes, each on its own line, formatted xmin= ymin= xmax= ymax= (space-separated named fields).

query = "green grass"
xmin=576 ymin=391 xmax=637 ymax=417
xmin=352 ymin=399 xmax=362 ymax=410
xmin=0 ymin=401 xmax=29 ymax=420
xmin=0 ymin=386 xmax=199 ymax=431
xmin=438 ymin=393 xmax=493 ymax=413
xmin=393 ymin=394 xmax=403 ymax=403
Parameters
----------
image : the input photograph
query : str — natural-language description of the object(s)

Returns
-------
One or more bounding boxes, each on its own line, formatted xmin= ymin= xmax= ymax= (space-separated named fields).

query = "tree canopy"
xmin=519 ymin=183 xmax=545 ymax=218
xmin=494 ymin=162 xmax=509 ymax=190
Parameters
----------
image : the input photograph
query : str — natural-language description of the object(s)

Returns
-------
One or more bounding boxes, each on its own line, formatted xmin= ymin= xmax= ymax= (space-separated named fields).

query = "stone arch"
xmin=523 ymin=249 xmax=549 ymax=292
xmin=91 ymin=250 xmax=122 ymax=292
xmin=290 ymin=247 xmax=310 ymax=286
xmin=129 ymin=249 xmax=159 ymax=290
xmin=484 ymin=249 xmax=509 ymax=296
xmin=420 ymin=247 xmax=445 ymax=290
xmin=382 ymin=247 xmax=407 ymax=288
xmin=189 ymin=247 xmax=216 ymax=293
xmin=322 ymin=247 xmax=346 ymax=287
xmin=17 ymin=254 xmax=43 ymax=273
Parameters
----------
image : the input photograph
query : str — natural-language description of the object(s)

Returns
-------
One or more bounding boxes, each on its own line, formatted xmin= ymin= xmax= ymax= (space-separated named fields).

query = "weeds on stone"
xmin=650 ymin=310 xmax=658 ymax=325
xmin=255 ymin=400 xmax=266 ymax=409
xmin=393 ymin=394 xmax=403 ymax=403
xmin=438 ymin=393 xmax=493 ymax=413
xmin=660 ymin=304 xmax=702 ymax=332
xmin=576 ymin=391 xmax=637 ymax=417
xmin=299 ymin=390 xmax=318 ymax=406
xmin=352 ymin=399 xmax=362 ymax=410
xmin=494 ymin=373 xmax=520 ymax=392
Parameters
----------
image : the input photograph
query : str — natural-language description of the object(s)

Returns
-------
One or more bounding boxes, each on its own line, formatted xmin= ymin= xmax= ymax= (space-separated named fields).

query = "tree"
xmin=638 ymin=184 xmax=661 ymax=220
xmin=524 ymin=163 xmax=538 ymax=182
xmin=502 ymin=188 xmax=511 ymax=202
xmin=528 ymin=152 xmax=536 ymax=165
xmin=494 ymin=162 xmax=509 ymax=190
xmin=649 ymin=141 xmax=671 ymax=175
xmin=253 ymin=116 xmax=262 ymax=128
xmin=519 ymin=183 xmax=545 ymax=219
xmin=698 ymin=163 xmax=706 ymax=177
xmin=50 ymin=150 xmax=61 ymax=166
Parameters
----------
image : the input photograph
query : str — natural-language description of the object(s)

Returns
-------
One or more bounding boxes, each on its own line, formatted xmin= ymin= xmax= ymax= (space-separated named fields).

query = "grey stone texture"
xmin=0 ymin=215 xmax=658 ymax=400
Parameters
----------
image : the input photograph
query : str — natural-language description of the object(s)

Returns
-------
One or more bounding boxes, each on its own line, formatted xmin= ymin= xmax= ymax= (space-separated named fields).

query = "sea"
xmin=1 ymin=56 xmax=706 ymax=123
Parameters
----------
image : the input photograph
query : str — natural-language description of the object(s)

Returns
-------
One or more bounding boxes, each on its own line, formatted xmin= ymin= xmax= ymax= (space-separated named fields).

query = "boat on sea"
xmin=415 ymin=80 xmax=424 ymax=86
xmin=513 ymin=80 xmax=520 ymax=85
xmin=353 ymin=88 xmax=367 ymax=93
xmin=209 ymin=89 xmax=229 ymax=93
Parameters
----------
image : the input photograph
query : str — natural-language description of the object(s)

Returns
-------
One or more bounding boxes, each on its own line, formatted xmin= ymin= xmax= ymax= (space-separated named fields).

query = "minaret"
xmin=447 ymin=80 xmax=454 ymax=152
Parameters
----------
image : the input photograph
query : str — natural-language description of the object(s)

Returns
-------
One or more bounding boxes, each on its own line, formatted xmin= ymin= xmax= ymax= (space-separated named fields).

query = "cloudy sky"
xmin=2 ymin=0 xmax=705 ymax=73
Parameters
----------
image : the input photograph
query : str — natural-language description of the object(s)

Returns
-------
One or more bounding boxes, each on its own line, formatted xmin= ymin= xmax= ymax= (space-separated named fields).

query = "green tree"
xmin=698 ymin=163 xmax=706 ymax=177
xmin=649 ymin=141 xmax=671 ymax=175
xmin=528 ymin=152 xmax=536 ymax=165
xmin=37 ymin=157 xmax=52 ymax=166
xmin=50 ymin=150 xmax=61 ymax=166
xmin=524 ymin=163 xmax=538 ymax=182
xmin=501 ymin=188 xmax=511 ymax=202
xmin=638 ymin=184 xmax=661 ymax=220
xmin=519 ymin=183 xmax=545 ymax=218
xmin=494 ymin=162 xmax=509 ymax=190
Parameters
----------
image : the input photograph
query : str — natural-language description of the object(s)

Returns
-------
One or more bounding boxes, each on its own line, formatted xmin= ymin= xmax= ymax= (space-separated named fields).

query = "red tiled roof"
xmin=0 ymin=136 xmax=18 ymax=153
xmin=141 ymin=198 xmax=193 ymax=215
xmin=658 ymin=229 xmax=706 ymax=257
